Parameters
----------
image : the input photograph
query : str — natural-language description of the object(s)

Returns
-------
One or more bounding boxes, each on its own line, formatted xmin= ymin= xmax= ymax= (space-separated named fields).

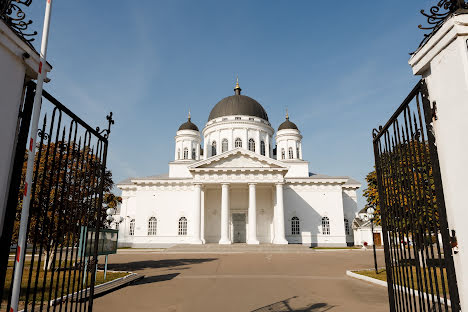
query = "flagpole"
xmin=9 ymin=0 xmax=54 ymax=311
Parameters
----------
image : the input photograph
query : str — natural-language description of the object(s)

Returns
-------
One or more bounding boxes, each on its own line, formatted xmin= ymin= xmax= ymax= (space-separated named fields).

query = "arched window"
xmin=288 ymin=147 xmax=294 ymax=159
xmin=177 ymin=149 xmax=180 ymax=160
xmin=322 ymin=217 xmax=330 ymax=235
xmin=296 ymin=146 xmax=300 ymax=159
xmin=235 ymin=138 xmax=242 ymax=148
xmin=192 ymin=148 xmax=196 ymax=159
xmin=291 ymin=217 xmax=300 ymax=235
xmin=260 ymin=141 xmax=266 ymax=156
xmin=178 ymin=217 xmax=187 ymax=236
xmin=281 ymin=148 xmax=285 ymax=159
xmin=211 ymin=141 xmax=217 ymax=156
xmin=344 ymin=218 xmax=350 ymax=235
xmin=183 ymin=148 xmax=188 ymax=159
xmin=129 ymin=219 xmax=135 ymax=236
xmin=222 ymin=139 xmax=228 ymax=152
xmin=248 ymin=138 xmax=255 ymax=152
xmin=148 ymin=217 xmax=157 ymax=236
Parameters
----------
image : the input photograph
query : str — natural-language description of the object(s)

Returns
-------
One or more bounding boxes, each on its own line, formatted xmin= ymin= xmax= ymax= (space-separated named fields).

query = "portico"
xmin=189 ymin=149 xmax=289 ymax=245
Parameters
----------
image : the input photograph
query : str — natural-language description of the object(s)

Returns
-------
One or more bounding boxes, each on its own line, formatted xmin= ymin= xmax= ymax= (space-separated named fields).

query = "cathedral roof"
xmin=178 ymin=114 xmax=199 ymax=131
xmin=278 ymin=110 xmax=298 ymax=131
xmin=208 ymin=80 xmax=269 ymax=122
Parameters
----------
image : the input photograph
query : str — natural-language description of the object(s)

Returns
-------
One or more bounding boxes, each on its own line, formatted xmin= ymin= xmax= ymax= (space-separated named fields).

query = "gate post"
xmin=409 ymin=12 xmax=468 ymax=309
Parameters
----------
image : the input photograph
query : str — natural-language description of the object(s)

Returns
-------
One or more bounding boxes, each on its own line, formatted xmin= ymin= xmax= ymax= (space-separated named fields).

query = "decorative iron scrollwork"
xmin=96 ymin=112 xmax=114 ymax=139
xmin=0 ymin=0 xmax=37 ymax=47
xmin=372 ymin=126 xmax=383 ymax=139
xmin=416 ymin=0 xmax=467 ymax=51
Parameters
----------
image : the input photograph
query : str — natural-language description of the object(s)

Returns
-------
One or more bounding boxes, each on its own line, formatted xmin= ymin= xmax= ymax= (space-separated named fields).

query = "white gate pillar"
xmin=409 ymin=13 xmax=468 ymax=309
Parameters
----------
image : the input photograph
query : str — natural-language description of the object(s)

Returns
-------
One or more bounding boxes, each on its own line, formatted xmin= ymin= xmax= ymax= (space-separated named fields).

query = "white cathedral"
xmin=116 ymin=81 xmax=360 ymax=247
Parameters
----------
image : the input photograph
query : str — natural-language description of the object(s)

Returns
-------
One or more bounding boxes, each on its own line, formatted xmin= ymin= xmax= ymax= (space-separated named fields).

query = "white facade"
xmin=116 ymin=84 xmax=360 ymax=247
xmin=0 ymin=21 xmax=52 ymax=234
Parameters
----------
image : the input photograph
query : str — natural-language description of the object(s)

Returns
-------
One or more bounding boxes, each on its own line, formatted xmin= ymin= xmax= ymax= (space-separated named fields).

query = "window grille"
xmin=322 ymin=217 xmax=330 ymax=235
xmin=183 ymin=148 xmax=188 ymax=159
xmin=248 ymin=138 xmax=255 ymax=152
xmin=211 ymin=141 xmax=217 ymax=156
xmin=235 ymin=138 xmax=242 ymax=148
xmin=129 ymin=219 xmax=135 ymax=236
xmin=288 ymin=147 xmax=293 ymax=159
xmin=192 ymin=148 xmax=196 ymax=159
xmin=222 ymin=139 xmax=228 ymax=152
xmin=260 ymin=141 xmax=266 ymax=156
xmin=291 ymin=217 xmax=300 ymax=235
xmin=281 ymin=148 xmax=285 ymax=159
xmin=148 ymin=217 xmax=157 ymax=236
xmin=178 ymin=217 xmax=187 ymax=235
xmin=344 ymin=218 xmax=350 ymax=235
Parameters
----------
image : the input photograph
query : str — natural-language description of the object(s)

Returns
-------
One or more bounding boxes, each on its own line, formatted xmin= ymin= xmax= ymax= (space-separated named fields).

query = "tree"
xmin=13 ymin=140 xmax=121 ymax=269
xmin=364 ymin=140 xmax=440 ymax=250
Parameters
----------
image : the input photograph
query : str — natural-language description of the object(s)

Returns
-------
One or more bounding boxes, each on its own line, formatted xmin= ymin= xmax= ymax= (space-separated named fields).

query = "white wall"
xmin=0 ymin=21 xmax=51 ymax=234
xmin=284 ymin=184 xmax=347 ymax=247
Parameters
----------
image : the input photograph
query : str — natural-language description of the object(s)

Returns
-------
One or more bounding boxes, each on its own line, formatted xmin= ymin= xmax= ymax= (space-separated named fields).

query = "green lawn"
xmin=354 ymin=267 xmax=450 ymax=296
xmin=2 ymin=261 xmax=128 ymax=310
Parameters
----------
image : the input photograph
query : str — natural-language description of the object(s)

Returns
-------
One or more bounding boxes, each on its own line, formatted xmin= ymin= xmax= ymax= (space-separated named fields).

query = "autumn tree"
xmin=13 ymin=140 xmax=121 ymax=269
xmin=364 ymin=140 xmax=439 ymax=249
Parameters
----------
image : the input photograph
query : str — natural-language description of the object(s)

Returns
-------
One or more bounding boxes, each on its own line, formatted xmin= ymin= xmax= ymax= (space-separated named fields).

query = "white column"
xmin=203 ymin=138 xmax=207 ymax=160
xmin=256 ymin=130 xmax=261 ymax=155
xmin=299 ymin=142 xmax=303 ymax=159
xmin=201 ymin=187 xmax=205 ymax=243
xmin=230 ymin=128 xmax=234 ymax=150
xmin=219 ymin=183 xmax=231 ymax=244
xmin=408 ymin=14 xmax=468 ymax=308
xmin=248 ymin=183 xmax=259 ymax=244
xmin=192 ymin=184 xmax=202 ymax=244
xmin=266 ymin=134 xmax=270 ymax=157
xmin=244 ymin=128 xmax=248 ymax=149
xmin=189 ymin=141 xmax=193 ymax=160
xmin=273 ymin=183 xmax=288 ymax=244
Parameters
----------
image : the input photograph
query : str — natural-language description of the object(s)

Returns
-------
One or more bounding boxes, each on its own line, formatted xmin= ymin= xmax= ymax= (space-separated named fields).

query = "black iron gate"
xmin=0 ymin=81 xmax=113 ymax=311
xmin=372 ymin=80 xmax=459 ymax=311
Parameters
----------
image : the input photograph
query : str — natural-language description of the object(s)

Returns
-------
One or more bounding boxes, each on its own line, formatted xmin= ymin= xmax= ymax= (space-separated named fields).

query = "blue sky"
xmin=25 ymin=1 xmax=434 ymax=207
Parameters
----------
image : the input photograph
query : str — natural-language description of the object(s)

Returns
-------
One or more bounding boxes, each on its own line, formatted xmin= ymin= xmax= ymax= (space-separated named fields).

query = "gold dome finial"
xmin=188 ymin=109 xmax=191 ymax=121
xmin=286 ymin=108 xmax=289 ymax=120
xmin=234 ymin=75 xmax=242 ymax=95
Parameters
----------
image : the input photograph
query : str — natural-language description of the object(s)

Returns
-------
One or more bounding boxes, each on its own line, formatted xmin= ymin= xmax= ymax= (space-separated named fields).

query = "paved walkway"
xmin=93 ymin=249 xmax=389 ymax=312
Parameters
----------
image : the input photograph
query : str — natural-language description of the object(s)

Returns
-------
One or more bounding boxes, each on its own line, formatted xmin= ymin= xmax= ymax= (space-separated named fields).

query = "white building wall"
xmin=284 ymin=184 xmax=347 ymax=247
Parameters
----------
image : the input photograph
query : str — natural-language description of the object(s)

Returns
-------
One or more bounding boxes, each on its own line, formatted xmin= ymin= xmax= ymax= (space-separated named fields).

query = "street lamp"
xmin=106 ymin=208 xmax=123 ymax=229
xmin=361 ymin=207 xmax=378 ymax=274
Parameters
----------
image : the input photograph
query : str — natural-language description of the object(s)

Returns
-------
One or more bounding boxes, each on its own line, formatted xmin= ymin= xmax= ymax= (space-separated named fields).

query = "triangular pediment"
xmin=188 ymin=148 xmax=288 ymax=170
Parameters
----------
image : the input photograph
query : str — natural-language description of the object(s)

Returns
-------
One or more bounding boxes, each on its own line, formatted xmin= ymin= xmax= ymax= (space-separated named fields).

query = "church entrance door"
xmin=232 ymin=213 xmax=246 ymax=243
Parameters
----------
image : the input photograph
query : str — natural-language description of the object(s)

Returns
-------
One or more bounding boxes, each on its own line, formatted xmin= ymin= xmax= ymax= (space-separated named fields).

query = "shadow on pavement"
xmin=133 ymin=273 xmax=180 ymax=285
xmin=104 ymin=258 xmax=217 ymax=271
xmin=251 ymin=296 xmax=334 ymax=312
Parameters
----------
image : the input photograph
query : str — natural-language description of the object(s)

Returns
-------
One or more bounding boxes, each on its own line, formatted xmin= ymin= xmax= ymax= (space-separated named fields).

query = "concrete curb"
xmin=346 ymin=270 xmax=451 ymax=307
xmin=346 ymin=270 xmax=388 ymax=287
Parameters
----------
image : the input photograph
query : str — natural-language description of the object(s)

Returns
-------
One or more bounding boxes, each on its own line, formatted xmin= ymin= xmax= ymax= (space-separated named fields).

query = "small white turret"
xmin=174 ymin=111 xmax=201 ymax=161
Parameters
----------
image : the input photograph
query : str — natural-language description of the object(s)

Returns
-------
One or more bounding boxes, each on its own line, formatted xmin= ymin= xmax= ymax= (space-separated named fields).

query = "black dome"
xmin=208 ymin=83 xmax=269 ymax=122
xmin=278 ymin=117 xmax=298 ymax=131
xmin=178 ymin=117 xmax=199 ymax=131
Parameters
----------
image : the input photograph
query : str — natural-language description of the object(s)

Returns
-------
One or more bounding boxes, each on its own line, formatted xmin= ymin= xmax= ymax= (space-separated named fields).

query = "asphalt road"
xmin=93 ymin=249 xmax=388 ymax=312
